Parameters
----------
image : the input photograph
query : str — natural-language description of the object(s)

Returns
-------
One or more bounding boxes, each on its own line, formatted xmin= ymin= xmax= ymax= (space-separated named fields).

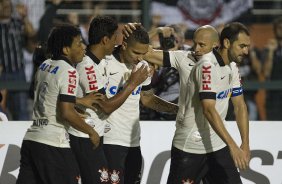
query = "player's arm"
xmin=59 ymin=99 xmax=100 ymax=148
xmin=231 ymin=94 xmax=250 ymax=162
xmin=140 ymin=89 xmax=178 ymax=114
xmin=95 ymin=65 xmax=150 ymax=114
xmin=143 ymin=47 xmax=165 ymax=66
xmin=76 ymin=93 xmax=105 ymax=112
xmin=201 ymin=98 xmax=248 ymax=170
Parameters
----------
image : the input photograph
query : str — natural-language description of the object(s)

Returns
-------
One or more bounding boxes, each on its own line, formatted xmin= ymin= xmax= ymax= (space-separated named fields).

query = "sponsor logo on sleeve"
xmin=201 ymin=65 xmax=211 ymax=90
xmin=68 ymin=70 xmax=77 ymax=94
xmin=85 ymin=66 xmax=98 ymax=91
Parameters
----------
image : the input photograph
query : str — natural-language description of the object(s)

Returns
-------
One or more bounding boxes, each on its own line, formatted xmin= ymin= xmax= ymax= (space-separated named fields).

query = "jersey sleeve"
xmin=167 ymin=50 xmax=190 ymax=70
xmin=58 ymin=68 xmax=78 ymax=103
xmin=77 ymin=61 xmax=104 ymax=94
xmin=231 ymin=62 xmax=243 ymax=97
xmin=197 ymin=61 xmax=218 ymax=100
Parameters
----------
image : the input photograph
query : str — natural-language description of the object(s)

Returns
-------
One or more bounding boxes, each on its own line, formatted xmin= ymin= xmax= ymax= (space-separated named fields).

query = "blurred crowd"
xmin=0 ymin=0 xmax=282 ymax=121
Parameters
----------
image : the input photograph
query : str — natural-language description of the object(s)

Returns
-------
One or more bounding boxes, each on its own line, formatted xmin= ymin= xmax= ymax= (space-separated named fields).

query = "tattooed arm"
xmin=140 ymin=89 xmax=178 ymax=114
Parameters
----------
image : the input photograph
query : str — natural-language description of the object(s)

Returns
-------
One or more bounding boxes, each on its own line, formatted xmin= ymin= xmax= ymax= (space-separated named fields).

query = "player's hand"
xmin=240 ymin=143 xmax=251 ymax=165
xmin=157 ymin=27 xmax=174 ymax=37
xmin=78 ymin=92 xmax=105 ymax=111
xmin=89 ymin=129 xmax=100 ymax=149
xmin=123 ymin=23 xmax=141 ymax=39
xmin=229 ymin=145 xmax=249 ymax=170
xmin=129 ymin=64 xmax=150 ymax=87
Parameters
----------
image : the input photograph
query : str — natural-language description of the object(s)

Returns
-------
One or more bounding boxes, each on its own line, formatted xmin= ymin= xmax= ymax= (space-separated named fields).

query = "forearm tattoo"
xmin=141 ymin=90 xmax=178 ymax=114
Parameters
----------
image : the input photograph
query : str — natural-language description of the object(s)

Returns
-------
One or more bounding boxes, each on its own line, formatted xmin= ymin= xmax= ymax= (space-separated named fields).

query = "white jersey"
xmin=68 ymin=50 xmax=107 ymax=137
xmin=103 ymin=52 xmax=151 ymax=147
xmin=165 ymin=50 xmax=196 ymax=123
xmin=173 ymin=50 xmax=243 ymax=154
xmin=24 ymin=57 xmax=79 ymax=148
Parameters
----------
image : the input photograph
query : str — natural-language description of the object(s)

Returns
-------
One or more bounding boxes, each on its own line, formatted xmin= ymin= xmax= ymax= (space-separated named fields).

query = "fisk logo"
xmin=68 ymin=70 xmax=77 ymax=94
xmin=201 ymin=65 xmax=211 ymax=90
xmin=0 ymin=144 xmax=20 ymax=184
xmin=85 ymin=66 xmax=98 ymax=91
xmin=217 ymin=88 xmax=232 ymax=99
xmin=108 ymin=86 xmax=141 ymax=95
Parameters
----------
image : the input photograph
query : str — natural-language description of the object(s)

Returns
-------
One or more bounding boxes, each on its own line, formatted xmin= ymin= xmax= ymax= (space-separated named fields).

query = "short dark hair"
xmin=220 ymin=22 xmax=249 ymax=46
xmin=125 ymin=25 xmax=149 ymax=45
xmin=47 ymin=24 xmax=81 ymax=58
xmin=88 ymin=16 xmax=118 ymax=45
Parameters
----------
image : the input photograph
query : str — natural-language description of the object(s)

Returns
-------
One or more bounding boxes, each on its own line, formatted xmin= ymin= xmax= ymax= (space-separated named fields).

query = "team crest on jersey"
xmin=182 ymin=178 xmax=194 ymax=184
xmin=110 ymin=170 xmax=120 ymax=184
xmin=99 ymin=168 xmax=109 ymax=182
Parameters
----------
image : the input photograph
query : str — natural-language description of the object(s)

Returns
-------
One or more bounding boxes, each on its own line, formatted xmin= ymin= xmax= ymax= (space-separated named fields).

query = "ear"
xmin=102 ymin=36 xmax=109 ymax=45
xmin=223 ymin=38 xmax=230 ymax=49
xmin=122 ymin=41 xmax=127 ymax=50
xmin=63 ymin=47 xmax=70 ymax=56
xmin=212 ymin=41 xmax=219 ymax=48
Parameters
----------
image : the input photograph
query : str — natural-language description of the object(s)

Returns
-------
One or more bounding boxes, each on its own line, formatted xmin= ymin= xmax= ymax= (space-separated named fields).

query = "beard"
xmin=228 ymin=49 xmax=244 ymax=64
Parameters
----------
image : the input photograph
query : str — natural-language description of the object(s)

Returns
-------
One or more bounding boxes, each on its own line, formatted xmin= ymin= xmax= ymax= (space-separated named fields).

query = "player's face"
xmin=124 ymin=42 xmax=149 ymax=65
xmin=69 ymin=35 xmax=86 ymax=64
xmin=105 ymin=31 xmax=118 ymax=55
xmin=193 ymin=31 xmax=216 ymax=60
xmin=228 ymin=32 xmax=250 ymax=64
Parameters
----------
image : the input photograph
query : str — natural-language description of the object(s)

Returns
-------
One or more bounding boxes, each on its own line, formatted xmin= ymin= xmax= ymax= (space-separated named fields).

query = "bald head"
xmin=193 ymin=25 xmax=219 ymax=59
xmin=194 ymin=25 xmax=219 ymax=43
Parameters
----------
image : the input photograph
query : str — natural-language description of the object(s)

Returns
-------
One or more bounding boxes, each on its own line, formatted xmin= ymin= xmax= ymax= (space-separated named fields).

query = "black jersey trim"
xmin=86 ymin=49 xmax=100 ymax=65
xmin=98 ymin=88 xmax=106 ymax=95
xmin=199 ymin=92 xmax=216 ymax=100
xmin=163 ymin=51 xmax=171 ymax=67
xmin=213 ymin=49 xmax=225 ymax=66
xmin=142 ymin=84 xmax=152 ymax=91
xmin=59 ymin=94 xmax=76 ymax=103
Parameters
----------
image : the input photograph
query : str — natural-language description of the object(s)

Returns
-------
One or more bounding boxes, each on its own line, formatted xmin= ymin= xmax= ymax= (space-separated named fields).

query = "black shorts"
xmin=16 ymin=140 xmax=80 ymax=184
xmin=167 ymin=146 xmax=242 ymax=184
xmin=103 ymin=144 xmax=142 ymax=184
xmin=69 ymin=134 xmax=109 ymax=184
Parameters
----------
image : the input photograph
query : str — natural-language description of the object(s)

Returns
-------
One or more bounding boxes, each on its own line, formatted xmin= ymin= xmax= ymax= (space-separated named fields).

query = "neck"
xmin=218 ymin=48 xmax=230 ymax=65
xmin=88 ymin=45 xmax=106 ymax=61
xmin=119 ymin=50 xmax=126 ymax=63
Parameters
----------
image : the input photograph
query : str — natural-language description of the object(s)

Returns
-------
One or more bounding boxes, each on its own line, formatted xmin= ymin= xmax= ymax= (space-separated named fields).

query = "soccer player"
xmin=67 ymin=16 xmax=150 ymax=184
xmin=16 ymin=24 xmax=101 ymax=184
xmin=143 ymin=25 xmax=219 ymax=130
xmin=100 ymin=25 xmax=178 ymax=184
xmin=167 ymin=23 xmax=250 ymax=184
